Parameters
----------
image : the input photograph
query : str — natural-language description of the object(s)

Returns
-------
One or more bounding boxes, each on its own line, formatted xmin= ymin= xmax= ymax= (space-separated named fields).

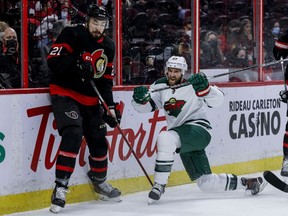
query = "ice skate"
xmin=280 ymin=156 xmax=288 ymax=177
xmin=241 ymin=177 xmax=267 ymax=195
xmin=148 ymin=183 xmax=165 ymax=204
xmin=87 ymin=171 xmax=121 ymax=202
xmin=50 ymin=184 xmax=69 ymax=213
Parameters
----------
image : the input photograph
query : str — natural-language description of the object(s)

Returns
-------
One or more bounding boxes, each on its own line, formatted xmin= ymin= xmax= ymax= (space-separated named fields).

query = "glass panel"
xmin=27 ymin=0 xmax=87 ymax=88
xmin=122 ymin=0 xmax=192 ymax=85
xmin=200 ymin=0 xmax=255 ymax=82
xmin=263 ymin=0 xmax=287 ymax=81
xmin=0 ymin=1 xmax=21 ymax=88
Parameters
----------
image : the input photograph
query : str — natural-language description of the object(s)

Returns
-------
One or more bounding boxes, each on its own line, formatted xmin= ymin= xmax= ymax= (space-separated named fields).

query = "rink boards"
xmin=0 ymin=84 xmax=285 ymax=214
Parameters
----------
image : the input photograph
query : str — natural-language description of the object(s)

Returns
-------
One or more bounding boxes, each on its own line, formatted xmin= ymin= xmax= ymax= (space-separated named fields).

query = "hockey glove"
xmin=273 ymin=42 xmax=288 ymax=61
xmin=279 ymin=90 xmax=288 ymax=103
xmin=133 ymin=86 xmax=150 ymax=104
xmin=188 ymin=72 xmax=210 ymax=97
xmin=102 ymin=103 xmax=121 ymax=128
xmin=76 ymin=51 xmax=94 ymax=80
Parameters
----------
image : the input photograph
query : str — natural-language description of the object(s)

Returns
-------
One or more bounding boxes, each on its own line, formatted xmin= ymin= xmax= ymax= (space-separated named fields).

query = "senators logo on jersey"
xmin=91 ymin=49 xmax=108 ymax=78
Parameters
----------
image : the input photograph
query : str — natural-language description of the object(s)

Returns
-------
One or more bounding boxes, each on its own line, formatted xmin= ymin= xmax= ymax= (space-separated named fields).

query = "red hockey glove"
xmin=102 ymin=103 xmax=122 ymax=128
xmin=76 ymin=51 xmax=94 ymax=80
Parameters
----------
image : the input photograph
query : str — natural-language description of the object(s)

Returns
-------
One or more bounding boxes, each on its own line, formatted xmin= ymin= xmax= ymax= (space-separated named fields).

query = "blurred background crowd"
xmin=0 ymin=0 xmax=287 ymax=88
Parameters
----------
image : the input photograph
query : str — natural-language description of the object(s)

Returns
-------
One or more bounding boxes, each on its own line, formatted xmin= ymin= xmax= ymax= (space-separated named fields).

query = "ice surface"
xmin=6 ymin=171 xmax=288 ymax=216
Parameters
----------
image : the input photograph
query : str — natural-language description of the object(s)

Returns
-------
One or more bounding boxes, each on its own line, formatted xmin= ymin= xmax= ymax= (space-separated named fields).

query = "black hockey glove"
xmin=76 ymin=51 xmax=94 ymax=80
xmin=279 ymin=90 xmax=288 ymax=103
xmin=102 ymin=103 xmax=122 ymax=128
xmin=273 ymin=44 xmax=288 ymax=61
xmin=188 ymin=72 xmax=210 ymax=97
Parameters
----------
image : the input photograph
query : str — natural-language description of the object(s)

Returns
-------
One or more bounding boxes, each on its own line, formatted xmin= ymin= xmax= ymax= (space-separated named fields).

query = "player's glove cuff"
xmin=195 ymin=86 xmax=211 ymax=97
xmin=102 ymin=103 xmax=121 ymax=128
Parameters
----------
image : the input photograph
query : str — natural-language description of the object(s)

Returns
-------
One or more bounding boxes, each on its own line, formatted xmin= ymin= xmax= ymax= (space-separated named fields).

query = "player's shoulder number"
xmin=49 ymin=46 xmax=63 ymax=56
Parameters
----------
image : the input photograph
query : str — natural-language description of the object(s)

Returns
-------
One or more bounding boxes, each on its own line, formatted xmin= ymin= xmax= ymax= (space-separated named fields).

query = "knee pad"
xmin=157 ymin=131 xmax=181 ymax=153
xmin=60 ymin=125 xmax=83 ymax=154
xmin=196 ymin=173 xmax=238 ymax=192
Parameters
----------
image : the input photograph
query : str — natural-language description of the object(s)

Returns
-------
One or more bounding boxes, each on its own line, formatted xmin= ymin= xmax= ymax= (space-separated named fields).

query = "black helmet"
xmin=87 ymin=4 xmax=109 ymax=20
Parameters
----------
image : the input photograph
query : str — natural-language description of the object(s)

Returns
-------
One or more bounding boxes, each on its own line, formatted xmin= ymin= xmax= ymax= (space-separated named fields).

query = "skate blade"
xmin=148 ymin=198 xmax=157 ymax=205
xmin=259 ymin=180 xmax=268 ymax=194
xmin=50 ymin=204 xmax=62 ymax=213
xmin=99 ymin=195 xmax=122 ymax=202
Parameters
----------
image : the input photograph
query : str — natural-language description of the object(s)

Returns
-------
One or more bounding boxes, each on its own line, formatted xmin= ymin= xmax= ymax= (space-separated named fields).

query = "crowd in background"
xmin=0 ymin=0 xmax=287 ymax=88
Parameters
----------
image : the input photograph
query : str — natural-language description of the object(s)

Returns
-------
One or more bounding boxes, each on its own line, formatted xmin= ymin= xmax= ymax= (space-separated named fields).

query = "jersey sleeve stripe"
xmin=103 ymin=74 xmax=114 ymax=79
xmin=107 ymin=62 xmax=113 ymax=67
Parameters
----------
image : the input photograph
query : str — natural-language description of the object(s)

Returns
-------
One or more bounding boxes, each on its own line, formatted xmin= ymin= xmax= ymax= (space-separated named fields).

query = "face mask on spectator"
xmin=61 ymin=10 xmax=68 ymax=20
xmin=5 ymin=39 xmax=17 ymax=55
xmin=208 ymin=40 xmax=218 ymax=48
xmin=185 ymin=30 xmax=191 ymax=37
xmin=272 ymin=26 xmax=280 ymax=35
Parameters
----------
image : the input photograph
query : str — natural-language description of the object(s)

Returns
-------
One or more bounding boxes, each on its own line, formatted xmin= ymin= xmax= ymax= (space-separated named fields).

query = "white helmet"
xmin=165 ymin=56 xmax=188 ymax=75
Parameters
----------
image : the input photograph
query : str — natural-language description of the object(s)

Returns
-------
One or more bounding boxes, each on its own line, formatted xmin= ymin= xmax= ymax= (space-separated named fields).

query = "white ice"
xmin=6 ymin=171 xmax=288 ymax=216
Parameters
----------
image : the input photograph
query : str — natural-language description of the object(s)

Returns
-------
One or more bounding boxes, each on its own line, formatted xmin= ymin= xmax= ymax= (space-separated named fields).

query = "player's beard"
xmin=91 ymin=30 xmax=102 ymax=39
xmin=167 ymin=75 xmax=182 ymax=86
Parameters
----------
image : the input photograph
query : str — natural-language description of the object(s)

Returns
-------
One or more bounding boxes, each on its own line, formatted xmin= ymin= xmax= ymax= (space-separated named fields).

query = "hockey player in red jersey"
xmin=273 ymin=29 xmax=288 ymax=177
xmin=47 ymin=4 xmax=121 ymax=213
xmin=131 ymin=56 xmax=267 ymax=204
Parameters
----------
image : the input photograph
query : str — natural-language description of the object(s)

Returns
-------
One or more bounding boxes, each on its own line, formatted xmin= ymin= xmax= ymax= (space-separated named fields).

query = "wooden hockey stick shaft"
xmin=90 ymin=81 xmax=153 ymax=186
xmin=151 ymin=58 xmax=288 ymax=93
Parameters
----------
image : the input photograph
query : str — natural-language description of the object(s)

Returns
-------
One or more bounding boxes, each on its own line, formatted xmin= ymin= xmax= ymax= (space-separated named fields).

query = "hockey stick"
xmin=151 ymin=58 xmax=288 ymax=93
xmin=279 ymin=57 xmax=288 ymax=117
xmin=263 ymin=170 xmax=288 ymax=192
xmin=280 ymin=57 xmax=287 ymax=92
xmin=90 ymin=80 xmax=153 ymax=186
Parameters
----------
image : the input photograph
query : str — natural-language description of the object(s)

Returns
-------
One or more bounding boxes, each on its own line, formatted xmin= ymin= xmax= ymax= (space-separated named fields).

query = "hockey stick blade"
xmin=263 ymin=170 xmax=288 ymax=192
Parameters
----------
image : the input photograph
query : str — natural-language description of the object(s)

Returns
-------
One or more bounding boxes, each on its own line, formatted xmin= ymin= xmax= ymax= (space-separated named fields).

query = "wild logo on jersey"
xmin=164 ymin=97 xmax=186 ymax=117
xmin=91 ymin=49 xmax=108 ymax=78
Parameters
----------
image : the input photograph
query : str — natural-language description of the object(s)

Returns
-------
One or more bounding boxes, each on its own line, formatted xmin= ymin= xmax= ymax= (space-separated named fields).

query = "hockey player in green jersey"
xmin=131 ymin=56 xmax=267 ymax=204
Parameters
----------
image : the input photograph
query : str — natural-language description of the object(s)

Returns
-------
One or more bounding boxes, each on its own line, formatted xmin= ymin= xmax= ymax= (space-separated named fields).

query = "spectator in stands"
xmin=239 ymin=18 xmax=253 ymax=64
xmin=34 ymin=0 xmax=53 ymax=21
xmin=200 ymin=31 xmax=224 ymax=68
xmin=225 ymin=46 xmax=250 ymax=68
xmin=142 ymin=55 xmax=161 ymax=84
xmin=183 ymin=17 xmax=192 ymax=37
xmin=225 ymin=46 xmax=254 ymax=82
xmin=0 ymin=21 xmax=9 ymax=33
xmin=264 ymin=19 xmax=280 ymax=62
xmin=224 ymin=19 xmax=242 ymax=55
xmin=34 ymin=13 xmax=59 ymax=48
xmin=0 ymin=21 xmax=9 ymax=54
xmin=59 ymin=1 xmax=72 ymax=22
xmin=173 ymin=41 xmax=192 ymax=69
xmin=0 ymin=27 xmax=21 ymax=88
